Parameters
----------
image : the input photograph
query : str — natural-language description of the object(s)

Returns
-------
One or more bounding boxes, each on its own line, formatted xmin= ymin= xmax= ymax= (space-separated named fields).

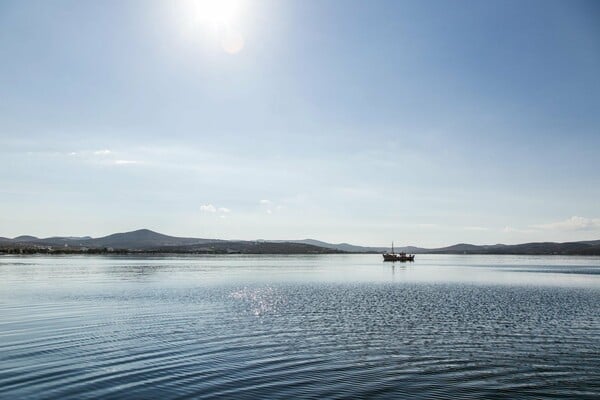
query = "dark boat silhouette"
xmin=382 ymin=242 xmax=415 ymax=262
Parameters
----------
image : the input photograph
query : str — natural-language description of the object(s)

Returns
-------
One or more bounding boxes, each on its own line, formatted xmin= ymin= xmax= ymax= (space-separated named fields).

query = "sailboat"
xmin=382 ymin=242 xmax=415 ymax=262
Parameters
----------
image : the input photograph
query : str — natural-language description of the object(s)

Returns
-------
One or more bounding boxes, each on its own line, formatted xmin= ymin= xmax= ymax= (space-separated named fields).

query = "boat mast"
xmin=392 ymin=241 xmax=394 ymax=254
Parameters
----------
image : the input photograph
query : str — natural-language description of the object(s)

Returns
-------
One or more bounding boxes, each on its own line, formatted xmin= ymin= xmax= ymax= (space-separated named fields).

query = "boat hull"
xmin=383 ymin=253 xmax=415 ymax=262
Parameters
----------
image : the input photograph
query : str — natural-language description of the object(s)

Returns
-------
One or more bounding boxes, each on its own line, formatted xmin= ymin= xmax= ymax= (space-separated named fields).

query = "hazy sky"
xmin=1 ymin=0 xmax=599 ymax=247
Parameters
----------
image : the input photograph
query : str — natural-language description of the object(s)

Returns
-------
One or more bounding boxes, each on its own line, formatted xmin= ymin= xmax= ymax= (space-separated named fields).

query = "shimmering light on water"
xmin=1 ymin=254 xmax=599 ymax=399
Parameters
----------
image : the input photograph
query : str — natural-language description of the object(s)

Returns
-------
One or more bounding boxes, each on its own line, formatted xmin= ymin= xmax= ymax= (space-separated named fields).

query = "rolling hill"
xmin=1 ymin=229 xmax=599 ymax=255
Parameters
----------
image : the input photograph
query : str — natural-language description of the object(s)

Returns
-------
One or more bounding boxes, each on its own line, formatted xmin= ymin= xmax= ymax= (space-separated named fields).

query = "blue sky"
xmin=1 ymin=0 xmax=599 ymax=246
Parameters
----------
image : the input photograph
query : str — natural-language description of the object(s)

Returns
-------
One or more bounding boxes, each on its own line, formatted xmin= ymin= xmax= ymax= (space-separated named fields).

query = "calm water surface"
xmin=1 ymin=254 xmax=599 ymax=399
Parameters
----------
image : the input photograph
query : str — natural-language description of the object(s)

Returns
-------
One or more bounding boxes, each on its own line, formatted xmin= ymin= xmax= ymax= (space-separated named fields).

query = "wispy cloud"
xmin=501 ymin=216 xmax=600 ymax=235
xmin=200 ymin=204 xmax=217 ymax=213
xmin=201 ymin=204 xmax=232 ymax=216
xmin=532 ymin=216 xmax=600 ymax=231
xmin=503 ymin=226 xmax=536 ymax=234
xmin=63 ymin=149 xmax=142 ymax=166
xmin=259 ymin=199 xmax=280 ymax=214
xmin=113 ymin=160 xmax=139 ymax=165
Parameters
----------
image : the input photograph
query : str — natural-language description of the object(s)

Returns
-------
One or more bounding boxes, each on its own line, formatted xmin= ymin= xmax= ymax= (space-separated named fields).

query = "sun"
xmin=190 ymin=0 xmax=242 ymax=26
xmin=176 ymin=0 xmax=247 ymax=54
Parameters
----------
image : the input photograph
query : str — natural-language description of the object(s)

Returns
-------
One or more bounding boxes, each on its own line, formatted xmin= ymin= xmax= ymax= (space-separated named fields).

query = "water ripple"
xmin=0 ymin=256 xmax=599 ymax=399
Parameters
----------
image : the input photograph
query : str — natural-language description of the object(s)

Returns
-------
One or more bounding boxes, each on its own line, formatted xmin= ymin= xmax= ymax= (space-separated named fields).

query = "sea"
xmin=1 ymin=254 xmax=599 ymax=399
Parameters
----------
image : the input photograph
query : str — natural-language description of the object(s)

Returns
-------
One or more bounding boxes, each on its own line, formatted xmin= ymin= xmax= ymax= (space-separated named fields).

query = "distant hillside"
xmin=13 ymin=235 xmax=39 ymax=242
xmin=1 ymin=229 xmax=599 ymax=255
xmin=3 ymin=229 xmax=216 ymax=250
xmin=427 ymin=241 xmax=600 ymax=255
xmin=0 ymin=230 xmax=339 ymax=254
xmin=274 ymin=239 xmax=388 ymax=253
xmin=578 ymin=240 xmax=600 ymax=246
xmin=274 ymin=239 xmax=425 ymax=253
xmin=153 ymin=241 xmax=342 ymax=254
xmin=431 ymin=243 xmax=486 ymax=252
xmin=84 ymin=229 xmax=215 ymax=249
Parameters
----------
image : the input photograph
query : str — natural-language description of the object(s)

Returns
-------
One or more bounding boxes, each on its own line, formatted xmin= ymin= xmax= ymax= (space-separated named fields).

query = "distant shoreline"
xmin=2 ymin=229 xmax=599 ymax=256
xmin=1 ymin=248 xmax=599 ymax=257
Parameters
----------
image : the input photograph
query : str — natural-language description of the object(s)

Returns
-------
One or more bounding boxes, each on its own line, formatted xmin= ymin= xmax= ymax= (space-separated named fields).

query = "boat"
xmin=382 ymin=242 xmax=415 ymax=262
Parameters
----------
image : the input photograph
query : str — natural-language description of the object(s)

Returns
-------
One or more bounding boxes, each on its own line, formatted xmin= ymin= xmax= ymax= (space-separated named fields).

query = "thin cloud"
xmin=200 ymin=204 xmax=217 ymax=213
xmin=503 ymin=226 xmax=536 ymax=234
xmin=533 ymin=216 xmax=600 ymax=231
xmin=64 ymin=149 xmax=142 ymax=166
xmin=259 ymin=199 xmax=284 ymax=214
xmin=113 ymin=160 xmax=139 ymax=165
xmin=201 ymin=204 xmax=232 ymax=215
xmin=464 ymin=226 xmax=489 ymax=231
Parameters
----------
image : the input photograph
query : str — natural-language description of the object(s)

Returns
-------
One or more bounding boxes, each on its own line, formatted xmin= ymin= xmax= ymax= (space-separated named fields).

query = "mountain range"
xmin=1 ymin=229 xmax=600 ymax=255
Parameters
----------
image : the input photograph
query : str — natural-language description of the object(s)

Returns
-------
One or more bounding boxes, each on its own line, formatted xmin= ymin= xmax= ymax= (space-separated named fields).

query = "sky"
xmin=1 ymin=0 xmax=599 ymax=247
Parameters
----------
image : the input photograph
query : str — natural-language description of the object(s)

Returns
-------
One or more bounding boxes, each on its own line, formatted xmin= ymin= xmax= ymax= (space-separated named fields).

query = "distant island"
xmin=1 ymin=229 xmax=599 ymax=256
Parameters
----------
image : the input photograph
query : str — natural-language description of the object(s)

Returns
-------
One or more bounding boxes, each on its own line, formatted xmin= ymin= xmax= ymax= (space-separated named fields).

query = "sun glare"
xmin=191 ymin=0 xmax=241 ymax=26
xmin=178 ymin=0 xmax=247 ymax=54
